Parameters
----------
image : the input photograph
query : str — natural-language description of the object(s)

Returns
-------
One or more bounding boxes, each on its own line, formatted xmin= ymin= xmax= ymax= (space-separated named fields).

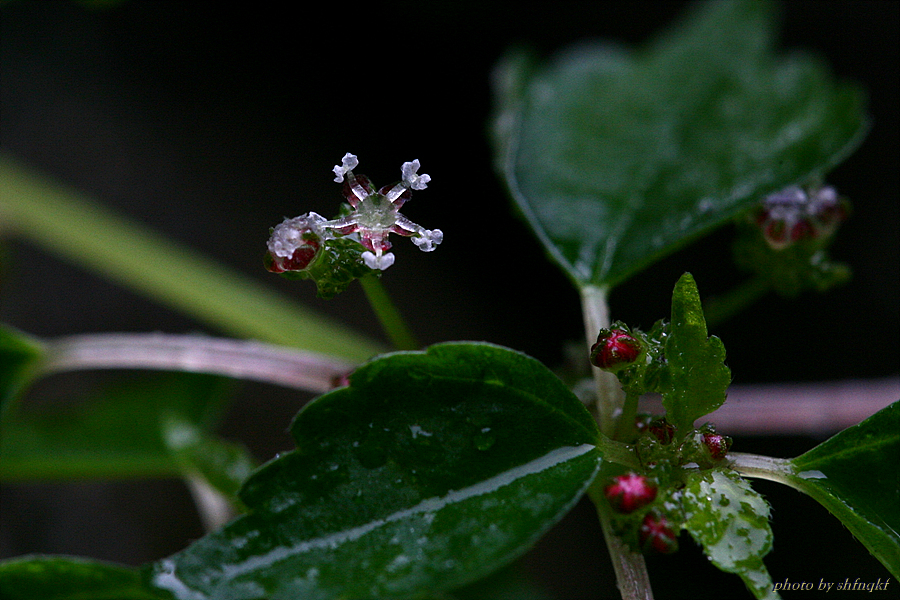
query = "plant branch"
xmin=580 ymin=284 xmax=626 ymax=438
xmin=359 ymin=274 xmax=420 ymax=351
xmin=39 ymin=332 xmax=358 ymax=393
xmin=580 ymin=284 xmax=653 ymax=600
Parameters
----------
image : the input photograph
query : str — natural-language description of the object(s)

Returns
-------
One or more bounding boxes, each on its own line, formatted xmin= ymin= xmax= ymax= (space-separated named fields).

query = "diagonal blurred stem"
xmin=0 ymin=153 xmax=385 ymax=362
xmin=359 ymin=274 xmax=420 ymax=351
xmin=39 ymin=332 xmax=357 ymax=393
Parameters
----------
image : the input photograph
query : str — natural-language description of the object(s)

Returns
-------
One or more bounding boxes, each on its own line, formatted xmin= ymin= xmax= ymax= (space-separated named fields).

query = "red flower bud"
xmin=701 ymin=431 xmax=731 ymax=462
xmin=590 ymin=329 xmax=643 ymax=371
xmin=647 ymin=417 xmax=675 ymax=445
xmin=640 ymin=513 xmax=678 ymax=554
xmin=605 ymin=472 xmax=657 ymax=514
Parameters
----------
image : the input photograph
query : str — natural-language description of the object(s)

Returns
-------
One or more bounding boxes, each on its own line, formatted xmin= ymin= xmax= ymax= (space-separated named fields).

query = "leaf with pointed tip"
xmin=661 ymin=273 xmax=731 ymax=436
xmin=148 ymin=342 xmax=602 ymax=600
xmin=788 ymin=401 xmax=900 ymax=578
xmin=491 ymin=0 xmax=868 ymax=288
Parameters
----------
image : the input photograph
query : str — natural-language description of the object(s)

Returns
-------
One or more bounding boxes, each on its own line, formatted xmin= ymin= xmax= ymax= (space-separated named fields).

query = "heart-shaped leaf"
xmin=148 ymin=342 xmax=602 ymax=599
xmin=492 ymin=0 xmax=868 ymax=288
xmin=788 ymin=401 xmax=900 ymax=578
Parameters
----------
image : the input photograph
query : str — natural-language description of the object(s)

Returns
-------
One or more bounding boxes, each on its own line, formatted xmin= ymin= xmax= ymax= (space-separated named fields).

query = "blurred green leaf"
xmin=0 ymin=372 xmax=232 ymax=481
xmin=492 ymin=0 xmax=868 ymax=288
xmin=148 ymin=342 xmax=601 ymax=599
xmin=0 ymin=324 xmax=43 ymax=412
xmin=789 ymin=401 xmax=900 ymax=578
xmin=661 ymin=273 xmax=731 ymax=436
xmin=682 ymin=470 xmax=777 ymax=600
xmin=161 ymin=413 xmax=257 ymax=509
xmin=0 ymin=555 xmax=164 ymax=600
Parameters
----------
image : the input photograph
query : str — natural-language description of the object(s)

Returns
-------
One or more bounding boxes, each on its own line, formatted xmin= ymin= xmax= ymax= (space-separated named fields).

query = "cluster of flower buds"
xmin=266 ymin=153 xmax=443 ymax=274
xmin=753 ymin=184 xmax=847 ymax=250
xmin=589 ymin=327 xmax=645 ymax=371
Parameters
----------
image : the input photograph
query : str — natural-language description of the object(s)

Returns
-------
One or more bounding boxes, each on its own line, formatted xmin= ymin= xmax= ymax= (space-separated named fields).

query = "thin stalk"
xmin=580 ymin=284 xmax=626 ymax=437
xmin=728 ymin=452 xmax=801 ymax=490
xmin=38 ymin=332 xmax=358 ymax=393
xmin=359 ymin=274 xmax=419 ymax=351
xmin=703 ymin=275 xmax=770 ymax=328
xmin=587 ymin=483 xmax=655 ymax=600
xmin=580 ymin=284 xmax=654 ymax=600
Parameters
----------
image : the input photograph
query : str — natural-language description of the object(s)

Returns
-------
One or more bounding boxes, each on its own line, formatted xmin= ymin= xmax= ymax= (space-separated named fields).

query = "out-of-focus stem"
xmin=359 ymin=273 xmax=420 ymax=351
xmin=39 ymin=332 xmax=358 ymax=393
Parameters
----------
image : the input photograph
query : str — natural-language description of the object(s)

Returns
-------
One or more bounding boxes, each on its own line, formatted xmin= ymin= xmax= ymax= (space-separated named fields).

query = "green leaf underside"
xmin=788 ymin=401 xmax=900 ymax=578
xmin=0 ymin=373 xmax=232 ymax=481
xmin=682 ymin=470 xmax=777 ymax=600
xmin=662 ymin=273 xmax=731 ymax=435
xmin=0 ymin=555 xmax=164 ymax=600
xmin=149 ymin=342 xmax=602 ymax=600
xmin=494 ymin=0 xmax=868 ymax=288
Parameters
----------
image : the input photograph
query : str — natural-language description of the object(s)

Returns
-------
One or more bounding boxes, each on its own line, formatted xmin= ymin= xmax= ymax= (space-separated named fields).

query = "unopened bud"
xmin=590 ymin=328 xmax=643 ymax=371
xmin=605 ymin=472 xmax=657 ymax=514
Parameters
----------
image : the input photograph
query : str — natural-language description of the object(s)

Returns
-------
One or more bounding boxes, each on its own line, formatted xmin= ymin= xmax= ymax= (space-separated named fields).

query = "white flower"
xmin=411 ymin=229 xmax=443 ymax=252
xmin=400 ymin=159 xmax=431 ymax=190
xmin=362 ymin=251 xmax=396 ymax=270
xmin=332 ymin=152 xmax=359 ymax=183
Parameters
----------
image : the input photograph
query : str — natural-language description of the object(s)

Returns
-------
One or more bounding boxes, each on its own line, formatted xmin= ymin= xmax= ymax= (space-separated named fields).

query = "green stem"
xmin=703 ymin=275 xmax=770 ymax=328
xmin=0 ymin=153 xmax=384 ymax=362
xmin=359 ymin=274 xmax=419 ymax=351
xmin=580 ymin=284 xmax=654 ymax=600
xmin=587 ymin=482 xmax=655 ymax=600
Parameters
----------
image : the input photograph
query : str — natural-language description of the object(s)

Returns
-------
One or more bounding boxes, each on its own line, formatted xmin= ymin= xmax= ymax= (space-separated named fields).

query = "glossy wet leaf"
xmin=149 ymin=342 xmax=602 ymax=600
xmin=682 ymin=470 xmax=777 ymax=599
xmin=661 ymin=273 xmax=731 ymax=436
xmin=492 ymin=0 xmax=868 ymax=288
xmin=0 ymin=373 xmax=232 ymax=481
xmin=788 ymin=400 xmax=900 ymax=578
xmin=0 ymin=555 xmax=164 ymax=600
xmin=0 ymin=324 xmax=44 ymax=411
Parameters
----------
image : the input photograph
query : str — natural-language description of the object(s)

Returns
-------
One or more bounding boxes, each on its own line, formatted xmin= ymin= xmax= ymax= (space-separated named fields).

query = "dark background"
xmin=1 ymin=1 xmax=897 ymax=598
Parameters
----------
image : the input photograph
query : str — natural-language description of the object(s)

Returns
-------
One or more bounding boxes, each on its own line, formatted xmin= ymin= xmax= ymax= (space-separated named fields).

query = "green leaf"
xmin=682 ymin=470 xmax=777 ymax=600
xmin=148 ymin=342 xmax=601 ymax=600
xmin=0 ymin=324 xmax=44 ymax=412
xmin=492 ymin=0 xmax=868 ymax=288
xmin=0 ymin=372 xmax=232 ymax=481
xmin=161 ymin=413 xmax=258 ymax=509
xmin=0 ymin=555 xmax=164 ymax=600
xmin=788 ymin=401 xmax=900 ymax=578
xmin=661 ymin=273 xmax=731 ymax=436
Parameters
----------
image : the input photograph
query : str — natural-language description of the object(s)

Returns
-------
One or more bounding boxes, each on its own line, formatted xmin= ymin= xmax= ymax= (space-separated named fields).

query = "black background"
xmin=1 ymin=1 xmax=897 ymax=598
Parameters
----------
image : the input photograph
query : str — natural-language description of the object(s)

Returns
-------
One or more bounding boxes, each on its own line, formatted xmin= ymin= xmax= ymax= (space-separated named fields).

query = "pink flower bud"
xmin=640 ymin=513 xmax=678 ymax=554
xmin=605 ymin=472 xmax=657 ymax=514
xmin=647 ymin=417 xmax=675 ymax=445
xmin=701 ymin=431 xmax=731 ymax=462
xmin=590 ymin=329 xmax=643 ymax=371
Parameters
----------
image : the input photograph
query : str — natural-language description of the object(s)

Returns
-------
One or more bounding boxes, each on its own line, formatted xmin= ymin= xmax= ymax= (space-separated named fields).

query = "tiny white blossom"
xmin=401 ymin=159 xmax=431 ymax=190
xmin=267 ymin=213 xmax=326 ymax=258
xmin=362 ymin=251 xmax=396 ymax=270
xmin=412 ymin=229 xmax=443 ymax=252
xmin=332 ymin=152 xmax=359 ymax=183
